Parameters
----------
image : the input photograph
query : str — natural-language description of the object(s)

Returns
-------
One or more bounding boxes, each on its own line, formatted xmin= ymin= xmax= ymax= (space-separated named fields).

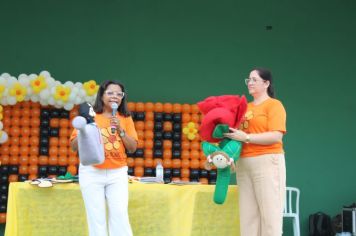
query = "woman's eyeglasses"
xmin=244 ymin=78 xmax=266 ymax=85
xmin=105 ymin=91 xmax=125 ymax=98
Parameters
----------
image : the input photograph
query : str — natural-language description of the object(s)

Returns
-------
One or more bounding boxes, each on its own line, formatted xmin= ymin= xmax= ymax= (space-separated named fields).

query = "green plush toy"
xmin=197 ymin=95 xmax=247 ymax=204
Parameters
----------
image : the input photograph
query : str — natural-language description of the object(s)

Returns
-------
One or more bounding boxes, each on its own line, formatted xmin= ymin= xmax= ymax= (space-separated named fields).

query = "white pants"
xmin=79 ymin=164 xmax=133 ymax=236
xmin=236 ymin=154 xmax=286 ymax=236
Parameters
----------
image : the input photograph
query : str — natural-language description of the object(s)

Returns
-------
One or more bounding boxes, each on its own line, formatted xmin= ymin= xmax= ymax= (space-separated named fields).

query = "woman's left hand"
xmin=110 ymin=116 xmax=121 ymax=131
xmin=223 ymin=127 xmax=248 ymax=142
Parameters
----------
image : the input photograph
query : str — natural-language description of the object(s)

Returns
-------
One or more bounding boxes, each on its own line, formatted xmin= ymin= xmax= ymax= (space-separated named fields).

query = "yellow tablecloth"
xmin=5 ymin=182 xmax=240 ymax=236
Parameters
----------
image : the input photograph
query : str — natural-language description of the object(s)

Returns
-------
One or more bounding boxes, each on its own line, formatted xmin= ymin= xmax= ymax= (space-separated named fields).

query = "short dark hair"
xmin=253 ymin=67 xmax=275 ymax=98
xmin=93 ymin=80 xmax=131 ymax=117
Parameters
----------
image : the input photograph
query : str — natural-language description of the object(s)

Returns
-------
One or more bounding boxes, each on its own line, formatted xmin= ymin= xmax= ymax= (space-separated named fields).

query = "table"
xmin=5 ymin=182 xmax=240 ymax=236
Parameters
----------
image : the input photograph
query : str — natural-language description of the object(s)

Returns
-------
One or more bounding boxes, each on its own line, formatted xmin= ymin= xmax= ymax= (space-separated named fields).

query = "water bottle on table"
xmin=156 ymin=161 xmax=164 ymax=183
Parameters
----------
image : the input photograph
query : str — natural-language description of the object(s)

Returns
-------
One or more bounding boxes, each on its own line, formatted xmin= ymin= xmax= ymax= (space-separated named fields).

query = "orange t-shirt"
xmin=240 ymin=98 xmax=286 ymax=158
xmin=70 ymin=113 xmax=138 ymax=169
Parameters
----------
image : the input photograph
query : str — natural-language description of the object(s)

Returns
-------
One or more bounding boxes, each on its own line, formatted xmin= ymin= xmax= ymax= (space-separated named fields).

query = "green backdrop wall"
xmin=1 ymin=0 xmax=355 ymax=235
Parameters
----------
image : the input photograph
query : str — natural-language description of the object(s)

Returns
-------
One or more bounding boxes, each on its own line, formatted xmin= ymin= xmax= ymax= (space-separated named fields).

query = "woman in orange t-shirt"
xmin=71 ymin=80 xmax=138 ymax=236
xmin=224 ymin=68 xmax=287 ymax=236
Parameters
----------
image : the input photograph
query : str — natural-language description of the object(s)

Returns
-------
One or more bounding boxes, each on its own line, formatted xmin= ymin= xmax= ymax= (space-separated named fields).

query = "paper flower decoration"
xmin=30 ymin=75 xmax=47 ymax=94
xmin=83 ymin=80 xmax=99 ymax=96
xmin=53 ymin=85 xmax=71 ymax=102
xmin=9 ymin=82 xmax=27 ymax=102
xmin=183 ymin=122 xmax=198 ymax=140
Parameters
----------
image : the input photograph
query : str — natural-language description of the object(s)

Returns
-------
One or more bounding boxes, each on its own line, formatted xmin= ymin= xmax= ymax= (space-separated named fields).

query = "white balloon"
xmin=0 ymin=77 xmax=7 ymax=84
xmin=40 ymin=90 xmax=50 ymax=100
xmin=7 ymin=96 xmax=17 ymax=105
xmin=40 ymin=100 xmax=49 ymax=106
xmin=48 ymin=97 xmax=55 ymax=106
xmin=29 ymin=74 xmax=37 ymax=80
xmin=64 ymin=103 xmax=74 ymax=111
xmin=74 ymin=97 xmax=82 ymax=105
xmin=40 ymin=71 xmax=51 ymax=78
xmin=64 ymin=81 xmax=74 ymax=87
xmin=75 ymin=82 xmax=83 ymax=89
xmin=18 ymin=74 xmax=28 ymax=80
xmin=0 ymin=131 xmax=9 ymax=144
xmin=0 ymin=73 xmax=11 ymax=79
xmin=30 ymin=94 xmax=39 ymax=102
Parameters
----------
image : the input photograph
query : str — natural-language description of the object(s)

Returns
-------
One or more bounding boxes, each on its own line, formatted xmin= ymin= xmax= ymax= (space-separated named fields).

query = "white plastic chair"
xmin=283 ymin=187 xmax=301 ymax=236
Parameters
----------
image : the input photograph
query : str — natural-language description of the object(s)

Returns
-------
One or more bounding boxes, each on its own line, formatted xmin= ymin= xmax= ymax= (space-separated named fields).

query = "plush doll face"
xmin=211 ymin=151 xmax=230 ymax=169
xmin=79 ymin=102 xmax=96 ymax=123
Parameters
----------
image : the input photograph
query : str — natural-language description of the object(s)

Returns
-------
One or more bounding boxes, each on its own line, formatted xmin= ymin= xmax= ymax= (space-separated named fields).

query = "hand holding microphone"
xmin=111 ymin=103 xmax=119 ymax=134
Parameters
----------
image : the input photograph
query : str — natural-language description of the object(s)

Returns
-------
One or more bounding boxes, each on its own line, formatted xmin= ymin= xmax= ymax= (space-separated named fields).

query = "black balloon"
xmin=135 ymin=112 xmax=145 ymax=121
xmin=128 ymin=167 xmax=134 ymax=176
xmin=0 ymin=193 xmax=7 ymax=203
xmin=154 ymin=122 xmax=163 ymax=131
xmin=0 ymin=185 xmax=8 ymax=193
xmin=172 ymin=132 xmax=181 ymax=141
xmin=58 ymin=166 xmax=67 ymax=176
xmin=172 ymin=141 xmax=181 ymax=150
xmin=40 ymin=147 xmax=48 ymax=155
xmin=48 ymin=166 xmax=58 ymax=175
xmin=40 ymin=128 xmax=50 ymax=137
xmin=40 ymin=137 xmax=49 ymax=146
xmin=0 ymin=204 xmax=6 ymax=213
xmin=144 ymin=168 xmax=154 ymax=177
xmin=0 ymin=175 xmax=8 ymax=184
xmin=60 ymin=110 xmax=70 ymax=119
xmin=18 ymin=174 xmax=29 ymax=182
xmin=9 ymin=166 xmax=19 ymax=174
xmin=154 ymin=131 xmax=163 ymax=140
xmin=173 ymin=123 xmax=182 ymax=132
xmin=163 ymin=132 xmax=173 ymax=140
xmin=154 ymin=113 xmax=163 ymax=122
xmin=49 ymin=128 xmax=59 ymax=137
xmin=40 ymin=109 xmax=50 ymax=119
xmin=163 ymin=113 xmax=172 ymax=121
xmin=134 ymin=149 xmax=144 ymax=157
xmin=173 ymin=113 xmax=182 ymax=122
xmin=172 ymin=168 xmax=181 ymax=177
xmin=40 ymin=119 xmax=50 ymax=128
xmin=38 ymin=166 xmax=48 ymax=175
xmin=190 ymin=169 xmax=200 ymax=179
xmin=154 ymin=140 xmax=162 ymax=149
xmin=50 ymin=109 xmax=60 ymax=118
xmin=0 ymin=166 xmax=8 ymax=174
xmin=200 ymin=169 xmax=208 ymax=178
xmin=163 ymin=168 xmax=172 ymax=178
xmin=153 ymin=149 xmax=163 ymax=158
xmin=172 ymin=150 xmax=181 ymax=158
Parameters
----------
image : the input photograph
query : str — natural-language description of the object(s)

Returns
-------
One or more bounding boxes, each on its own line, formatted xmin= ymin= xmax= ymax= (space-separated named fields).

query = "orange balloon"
xmin=163 ymin=159 xmax=172 ymax=168
xmin=137 ymin=130 xmax=144 ymax=140
xmin=38 ymin=156 xmax=48 ymax=165
xmin=22 ymin=107 xmax=31 ymax=117
xmin=0 ymin=145 xmax=10 ymax=155
xmin=28 ymin=174 xmax=38 ymax=180
xmin=172 ymin=177 xmax=181 ymax=182
xmin=190 ymin=159 xmax=200 ymax=169
xmin=154 ymin=103 xmax=163 ymax=112
xmin=181 ymin=159 xmax=190 ymax=169
xmin=181 ymin=150 xmax=190 ymax=160
xmin=126 ymin=157 xmax=134 ymax=167
xmin=135 ymin=121 xmax=145 ymax=131
xmin=50 ymin=137 xmax=59 ymax=147
xmin=2 ymin=117 xmax=11 ymax=128
xmin=190 ymin=150 xmax=200 ymax=160
xmin=199 ymin=178 xmax=209 ymax=184
xmin=19 ymin=165 xmax=28 ymax=174
xmin=69 ymin=109 xmax=79 ymax=119
xmin=58 ymin=156 xmax=68 ymax=166
xmin=67 ymin=165 xmax=77 ymax=175
xmin=30 ymin=118 xmax=40 ymax=127
xmin=21 ymin=137 xmax=30 ymax=147
xmin=10 ymin=145 xmax=20 ymax=156
xmin=10 ymin=136 xmax=20 ymax=146
xmin=144 ymin=102 xmax=154 ymax=112
xmin=182 ymin=114 xmax=191 ymax=123
xmin=59 ymin=119 xmax=69 ymax=128
xmin=9 ymin=156 xmax=19 ymax=165
xmin=144 ymin=158 xmax=154 ymax=168
xmin=190 ymin=141 xmax=200 ymax=151
xmin=144 ymin=149 xmax=153 ymax=158
xmin=58 ymin=147 xmax=68 ymax=156
xmin=200 ymin=159 xmax=207 ymax=169
xmin=137 ymin=139 xmax=145 ymax=149
xmin=144 ymin=140 xmax=153 ymax=149
xmin=49 ymin=146 xmax=58 ymax=156
xmin=172 ymin=159 xmax=181 ymax=168
xmin=135 ymin=102 xmax=145 ymax=112
xmin=163 ymin=149 xmax=172 ymax=159
xmin=28 ymin=155 xmax=38 ymax=165
xmin=1 ymin=155 xmax=10 ymax=165
xmin=163 ymin=122 xmax=172 ymax=131
xmin=11 ymin=108 xmax=21 ymax=117
xmin=59 ymin=128 xmax=69 ymax=137
xmin=30 ymin=108 xmax=41 ymax=118
xmin=181 ymin=168 xmax=190 ymax=178
xmin=191 ymin=104 xmax=200 ymax=114
xmin=144 ymin=121 xmax=154 ymax=130
xmin=30 ymin=128 xmax=40 ymax=137
xmin=10 ymin=126 xmax=21 ymax=137
xmin=181 ymin=141 xmax=190 ymax=150
xmin=50 ymin=118 xmax=60 ymax=127
xmin=134 ymin=166 xmax=144 ymax=177
xmin=172 ymin=103 xmax=182 ymax=113
xmin=163 ymin=103 xmax=173 ymax=113
xmin=21 ymin=127 xmax=31 ymax=137
xmin=0 ymin=213 xmax=6 ymax=224
xmin=127 ymin=102 xmax=135 ymax=112
xmin=21 ymin=117 xmax=31 ymax=127
xmin=134 ymin=158 xmax=144 ymax=167
xmin=182 ymin=104 xmax=191 ymax=113
xmin=8 ymin=174 xmax=18 ymax=182
xmin=28 ymin=165 xmax=38 ymax=175
xmin=145 ymin=112 xmax=154 ymax=121
xmin=163 ymin=140 xmax=172 ymax=149
xmin=191 ymin=114 xmax=200 ymax=123
xmin=30 ymin=137 xmax=39 ymax=147
xmin=48 ymin=156 xmax=58 ymax=165
xmin=19 ymin=146 xmax=29 ymax=156
xmin=144 ymin=130 xmax=154 ymax=140
xmin=68 ymin=156 xmax=78 ymax=166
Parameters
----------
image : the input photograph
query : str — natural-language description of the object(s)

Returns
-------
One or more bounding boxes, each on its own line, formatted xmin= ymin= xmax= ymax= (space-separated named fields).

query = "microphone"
xmin=111 ymin=103 xmax=119 ymax=134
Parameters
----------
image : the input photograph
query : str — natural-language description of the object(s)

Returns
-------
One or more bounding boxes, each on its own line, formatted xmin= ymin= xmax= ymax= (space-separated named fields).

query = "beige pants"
xmin=236 ymin=154 xmax=286 ymax=236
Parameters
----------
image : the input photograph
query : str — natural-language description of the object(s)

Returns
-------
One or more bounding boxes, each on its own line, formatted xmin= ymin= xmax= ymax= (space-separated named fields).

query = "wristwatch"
xmin=119 ymin=130 xmax=126 ymax=137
